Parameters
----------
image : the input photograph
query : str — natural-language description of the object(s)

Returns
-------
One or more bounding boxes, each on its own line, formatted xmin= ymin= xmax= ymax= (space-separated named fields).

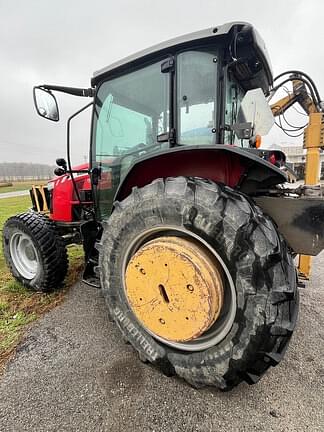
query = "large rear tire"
xmin=99 ymin=177 xmax=299 ymax=390
xmin=3 ymin=212 xmax=68 ymax=292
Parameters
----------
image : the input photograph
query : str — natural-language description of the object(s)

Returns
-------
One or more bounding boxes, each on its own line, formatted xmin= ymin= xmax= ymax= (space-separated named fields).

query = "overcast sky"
xmin=0 ymin=0 xmax=323 ymax=165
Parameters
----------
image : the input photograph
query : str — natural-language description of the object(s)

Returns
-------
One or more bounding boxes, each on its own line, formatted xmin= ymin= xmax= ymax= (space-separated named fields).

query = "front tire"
xmin=3 ymin=212 xmax=68 ymax=292
xmin=99 ymin=177 xmax=299 ymax=390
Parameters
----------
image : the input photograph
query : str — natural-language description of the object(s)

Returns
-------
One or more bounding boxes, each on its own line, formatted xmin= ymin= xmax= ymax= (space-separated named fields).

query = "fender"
xmin=114 ymin=145 xmax=287 ymax=204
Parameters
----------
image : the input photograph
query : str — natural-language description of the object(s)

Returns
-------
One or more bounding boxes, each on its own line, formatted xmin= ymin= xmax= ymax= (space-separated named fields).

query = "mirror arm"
xmin=40 ymin=85 xmax=95 ymax=98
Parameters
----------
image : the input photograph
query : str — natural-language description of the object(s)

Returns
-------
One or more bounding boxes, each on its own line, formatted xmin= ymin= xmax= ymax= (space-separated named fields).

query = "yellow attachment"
xmin=125 ymin=236 xmax=224 ymax=342
xmin=303 ymin=112 xmax=323 ymax=183
xmin=298 ymin=254 xmax=312 ymax=280
xmin=298 ymin=112 xmax=324 ymax=279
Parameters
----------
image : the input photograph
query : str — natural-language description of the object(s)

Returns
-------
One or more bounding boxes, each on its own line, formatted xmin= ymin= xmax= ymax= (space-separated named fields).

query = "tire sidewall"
xmin=3 ymin=218 xmax=46 ymax=289
xmin=3 ymin=212 xmax=68 ymax=292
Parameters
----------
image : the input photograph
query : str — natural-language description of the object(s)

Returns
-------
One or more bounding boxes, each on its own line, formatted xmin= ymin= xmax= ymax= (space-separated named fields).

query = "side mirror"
xmin=54 ymin=167 xmax=66 ymax=176
xmin=232 ymin=88 xmax=274 ymax=140
xmin=33 ymin=87 xmax=59 ymax=121
xmin=54 ymin=158 xmax=67 ymax=176
xmin=56 ymin=158 xmax=67 ymax=169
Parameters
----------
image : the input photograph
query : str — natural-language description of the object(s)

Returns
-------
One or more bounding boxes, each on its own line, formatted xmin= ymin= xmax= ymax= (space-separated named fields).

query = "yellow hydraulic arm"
xmin=270 ymin=79 xmax=324 ymax=279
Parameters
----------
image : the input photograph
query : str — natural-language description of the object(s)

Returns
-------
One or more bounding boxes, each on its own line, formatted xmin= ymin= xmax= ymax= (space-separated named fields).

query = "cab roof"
xmin=92 ymin=21 xmax=250 ymax=86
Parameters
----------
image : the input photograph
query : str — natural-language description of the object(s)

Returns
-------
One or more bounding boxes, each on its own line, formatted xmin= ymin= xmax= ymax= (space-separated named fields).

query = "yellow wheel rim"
xmin=125 ymin=236 xmax=224 ymax=342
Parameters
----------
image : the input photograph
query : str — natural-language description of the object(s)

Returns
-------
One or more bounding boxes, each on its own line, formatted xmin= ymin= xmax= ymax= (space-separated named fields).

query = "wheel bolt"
xmin=187 ymin=284 xmax=194 ymax=292
xmin=159 ymin=318 xmax=165 ymax=324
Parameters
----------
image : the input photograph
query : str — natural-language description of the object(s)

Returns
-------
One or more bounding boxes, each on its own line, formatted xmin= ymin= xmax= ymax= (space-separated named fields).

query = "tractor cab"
xmin=90 ymin=23 xmax=275 ymax=216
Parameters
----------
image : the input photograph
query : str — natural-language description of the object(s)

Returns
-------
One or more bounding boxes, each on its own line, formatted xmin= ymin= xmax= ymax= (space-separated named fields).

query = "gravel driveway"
xmin=0 ymin=254 xmax=323 ymax=432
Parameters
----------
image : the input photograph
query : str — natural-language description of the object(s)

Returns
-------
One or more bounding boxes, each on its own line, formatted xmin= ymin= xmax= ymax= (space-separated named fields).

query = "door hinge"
xmin=161 ymin=58 xmax=175 ymax=73
xmin=91 ymin=167 xmax=101 ymax=186
xmin=169 ymin=128 xmax=176 ymax=144
xmin=157 ymin=128 xmax=176 ymax=144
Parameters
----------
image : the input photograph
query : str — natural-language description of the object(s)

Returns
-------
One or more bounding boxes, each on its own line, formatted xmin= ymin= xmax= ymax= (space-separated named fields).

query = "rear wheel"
xmin=3 ymin=212 xmax=68 ymax=292
xmin=99 ymin=177 xmax=299 ymax=390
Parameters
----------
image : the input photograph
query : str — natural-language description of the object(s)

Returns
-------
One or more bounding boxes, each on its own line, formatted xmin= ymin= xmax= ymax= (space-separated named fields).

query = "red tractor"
xmin=3 ymin=22 xmax=324 ymax=390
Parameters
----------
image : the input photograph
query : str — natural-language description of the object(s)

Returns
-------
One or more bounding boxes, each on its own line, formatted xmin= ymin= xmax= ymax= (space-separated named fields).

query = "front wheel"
xmin=99 ymin=177 xmax=299 ymax=390
xmin=3 ymin=212 xmax=68 ymax=292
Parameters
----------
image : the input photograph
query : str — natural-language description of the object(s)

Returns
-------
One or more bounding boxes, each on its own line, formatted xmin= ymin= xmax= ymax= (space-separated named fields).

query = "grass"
xmin=0 ymin=195 xmax=84 ymax=371
xmin=0 ymin=180 xmax=47 ymax=194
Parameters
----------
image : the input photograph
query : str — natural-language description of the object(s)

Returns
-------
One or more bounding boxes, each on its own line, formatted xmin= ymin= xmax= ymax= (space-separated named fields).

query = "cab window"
xmin=177 ymin=50 xmax=218 ymax=146
xmin=93 ymin=60 xmax=169 ymax=217
xmin=94 ymin=61 xmax=169 ymax=159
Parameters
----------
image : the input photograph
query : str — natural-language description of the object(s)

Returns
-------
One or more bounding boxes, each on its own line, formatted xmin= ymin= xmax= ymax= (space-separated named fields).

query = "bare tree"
xmin=0 ymin=162 xmax=55 ymax=181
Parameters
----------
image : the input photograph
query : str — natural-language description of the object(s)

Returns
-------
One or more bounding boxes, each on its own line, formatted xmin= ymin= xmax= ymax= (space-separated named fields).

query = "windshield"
xmin=92 ymin=60 xmax=169 ymax=216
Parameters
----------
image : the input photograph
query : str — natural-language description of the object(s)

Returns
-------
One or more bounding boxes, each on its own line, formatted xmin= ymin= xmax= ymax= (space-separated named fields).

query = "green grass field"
xmin=0 ymin=195 xmax=84 ymax=369
xmin=0 ymin=180 xmax=47 ymax=194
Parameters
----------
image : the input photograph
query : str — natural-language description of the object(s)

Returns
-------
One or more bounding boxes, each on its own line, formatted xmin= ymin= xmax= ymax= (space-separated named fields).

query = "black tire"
xmin=99 ymin=177 xmax=299 ymax=390
xmin=2 ymin=212 xmax=68 ymax=292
